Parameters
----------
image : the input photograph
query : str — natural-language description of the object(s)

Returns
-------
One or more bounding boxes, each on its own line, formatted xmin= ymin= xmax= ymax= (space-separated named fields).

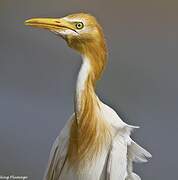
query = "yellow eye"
xmin=75 ymin=22 xmax=84 ymax=29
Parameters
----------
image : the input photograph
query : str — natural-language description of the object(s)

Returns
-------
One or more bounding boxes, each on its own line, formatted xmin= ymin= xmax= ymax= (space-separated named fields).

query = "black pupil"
xmin=76 ymin=22 xmax=83 ymax=29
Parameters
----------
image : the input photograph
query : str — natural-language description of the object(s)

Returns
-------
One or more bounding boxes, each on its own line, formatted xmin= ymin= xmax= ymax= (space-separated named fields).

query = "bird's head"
xmin=25 ymin=13 xmax=106 ymax=55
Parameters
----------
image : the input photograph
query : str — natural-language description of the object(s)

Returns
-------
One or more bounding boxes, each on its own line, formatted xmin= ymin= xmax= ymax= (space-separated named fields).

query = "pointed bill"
xmin=25 ymin=17 xmax=76 ymax=32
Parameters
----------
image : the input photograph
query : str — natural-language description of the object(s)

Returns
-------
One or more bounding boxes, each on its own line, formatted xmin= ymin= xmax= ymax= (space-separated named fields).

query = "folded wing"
xmin=43 ymin=115 xmax=74 ymax=180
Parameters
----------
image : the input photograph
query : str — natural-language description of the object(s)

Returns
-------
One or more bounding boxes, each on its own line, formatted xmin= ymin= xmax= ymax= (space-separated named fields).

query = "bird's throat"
xmin=67 ymin=53 xmax=111 ymax=168
xmin=75 ymin=56 xmax=93 ymax=114
xmin=67 ymin=38 xmax=110 ymax=168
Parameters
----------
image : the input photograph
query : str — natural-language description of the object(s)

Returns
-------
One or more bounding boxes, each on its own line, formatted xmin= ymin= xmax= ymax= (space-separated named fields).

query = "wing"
xmin=106 ymin=130 xmax=128 ymax=180
xmin=106 ymin=125 xmax=151 ymax=180
xmin=43 ymin=114 xmax=74 ymax=180
xmin=101 ymin=103 xmax=151 ymax=180
xmin=126 ymin=140 xmax=152 ymax=180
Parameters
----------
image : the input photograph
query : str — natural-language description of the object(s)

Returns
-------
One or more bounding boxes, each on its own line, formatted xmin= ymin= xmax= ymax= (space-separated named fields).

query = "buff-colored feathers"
xmin=26 ymin=11 xmax=112 ymax=171
xmin=66 ymin=13 xmax=111 ymax=169
xmin=67 ymin=75 xmax=111 ymax=168
xmin=25 ymin=12 xmax=151 ymax=180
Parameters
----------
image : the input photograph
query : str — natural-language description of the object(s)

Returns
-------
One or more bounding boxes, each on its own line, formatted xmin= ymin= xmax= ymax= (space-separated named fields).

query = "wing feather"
xmin=43 ymin=115 xmax=73 ymax=180
xmin=128 ymin=140 xmax=152 ymax=163
xmin=106 ymin=129 xmax=129 ymax=180
xmin=106 ymin=124 xmax=151 ymax=180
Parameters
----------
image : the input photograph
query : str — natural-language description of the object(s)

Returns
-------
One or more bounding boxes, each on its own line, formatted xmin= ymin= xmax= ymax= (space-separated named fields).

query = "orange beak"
xmin=25 ymin=17 xmax=76 ymax=32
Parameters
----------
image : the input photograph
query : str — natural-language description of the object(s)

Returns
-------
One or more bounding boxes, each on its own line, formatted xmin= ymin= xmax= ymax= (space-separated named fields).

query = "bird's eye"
xmin=75 ymin=22 xmax=84 ymax=30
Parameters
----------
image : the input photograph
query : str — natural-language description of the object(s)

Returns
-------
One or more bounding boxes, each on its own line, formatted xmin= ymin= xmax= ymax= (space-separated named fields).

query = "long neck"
xmin=67 ymin=38 xmax=111 ymax=168
xmin=75 ymin=36 xmax=108 ymax=112
xmin=75 ymin=56 xmax=96 ymax=116
xmin=76 ymin=56 xmax=90 ymax=112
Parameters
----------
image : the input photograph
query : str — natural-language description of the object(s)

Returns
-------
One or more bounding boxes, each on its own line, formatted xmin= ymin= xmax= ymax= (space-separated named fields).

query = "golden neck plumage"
xmin=67 ymin=34 xmax=111 ymax=169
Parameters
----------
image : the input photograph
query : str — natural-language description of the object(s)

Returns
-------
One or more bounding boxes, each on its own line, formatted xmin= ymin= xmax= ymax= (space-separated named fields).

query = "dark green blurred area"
xmin=0 ymin=0 xmax=178 ymax=179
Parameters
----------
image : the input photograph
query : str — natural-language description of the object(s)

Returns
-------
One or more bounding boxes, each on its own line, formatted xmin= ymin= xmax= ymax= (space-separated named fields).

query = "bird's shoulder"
xmin=100 ymin=101 xmax=136 ymax=129
xmin=56 ymin=114 xmax=74 ymax=142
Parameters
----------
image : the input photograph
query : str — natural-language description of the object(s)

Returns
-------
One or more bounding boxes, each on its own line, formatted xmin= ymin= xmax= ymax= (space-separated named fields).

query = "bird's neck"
xmin=75 ymin=56 xmax=95 ymax=114
xmin=67 ymin=39 xmax=111 ymax=168
xmin=75 ymin=41 xmax=107 ymax=114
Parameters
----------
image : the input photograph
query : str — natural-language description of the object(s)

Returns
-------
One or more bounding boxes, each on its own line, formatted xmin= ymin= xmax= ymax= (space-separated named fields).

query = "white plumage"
xmin=42 ymin=57 xmax=151 ymax=180
xmin=25 ymin=12 xmax=152 ymax=180
xmin=43 ymin=103 xmax=151 ymax=180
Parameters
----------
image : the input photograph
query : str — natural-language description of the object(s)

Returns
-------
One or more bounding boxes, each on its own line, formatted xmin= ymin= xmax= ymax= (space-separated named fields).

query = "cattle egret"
xmin=25 ymin=13 xmax=151 ymax=180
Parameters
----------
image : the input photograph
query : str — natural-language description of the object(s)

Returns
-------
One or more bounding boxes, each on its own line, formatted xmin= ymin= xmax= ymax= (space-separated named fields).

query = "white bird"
xmin=25 ymin=12 xmax=151 ymax=180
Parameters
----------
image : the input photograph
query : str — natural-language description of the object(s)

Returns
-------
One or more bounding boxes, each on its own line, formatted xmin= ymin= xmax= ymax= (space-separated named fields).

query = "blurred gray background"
xmin=0 ymin=0 xmax=178 ymax=179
